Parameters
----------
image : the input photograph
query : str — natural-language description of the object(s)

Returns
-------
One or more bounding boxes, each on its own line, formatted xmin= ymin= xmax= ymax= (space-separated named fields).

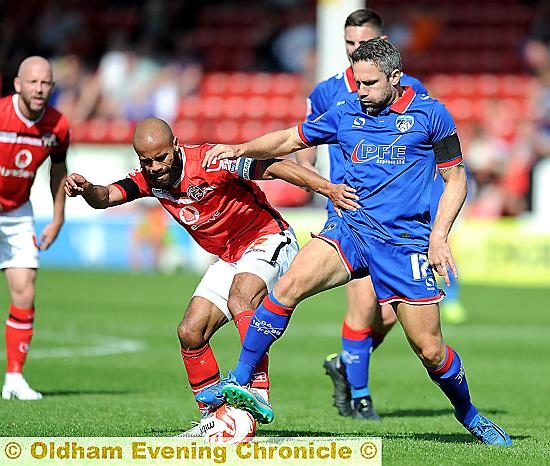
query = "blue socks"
xmin=233 ymin=292 xmax=294 ymax=385
xmin=341 ymin=322 xmax=373 ymax=399
xmin=427 ymin=346 xmax=478 ymax=426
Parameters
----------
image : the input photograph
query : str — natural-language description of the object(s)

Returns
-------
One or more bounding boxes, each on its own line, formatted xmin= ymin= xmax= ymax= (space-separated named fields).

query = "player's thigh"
xmin=395 ymin=301 xmax=445 ymax=365
xmin=274 ymin=237 xmax=349 ymax=305
xmin=179 ymin=295 xmax=229 ymax=348
xmin=345 ymin=276 xmax=379 ymax=327
xmin=230 ymin=229 xmax=299 ymax=312
xmin=228 ymin=273 xmax=268 ymax=314
xmin=192 ymin=259 xmax=235 ymax=321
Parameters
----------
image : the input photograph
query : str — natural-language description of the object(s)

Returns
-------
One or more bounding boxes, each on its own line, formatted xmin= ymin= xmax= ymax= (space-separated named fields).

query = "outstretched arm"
xmin=203 ymin=127 xmax=307 ymax=167
xmin=428 ymin=164 xmax=467 ymax=286
xmin=65 ymin=173 xmax=127 ymax=209
xmin=258 ymin=159 xmax=359 ymax=211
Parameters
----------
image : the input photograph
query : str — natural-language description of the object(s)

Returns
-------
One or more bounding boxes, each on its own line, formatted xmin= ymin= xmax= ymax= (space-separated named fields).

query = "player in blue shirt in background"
xmin=297 ymin=9 xmax=467 ymax=422
xmin=197 ymin=38 xmax=511 ymax=446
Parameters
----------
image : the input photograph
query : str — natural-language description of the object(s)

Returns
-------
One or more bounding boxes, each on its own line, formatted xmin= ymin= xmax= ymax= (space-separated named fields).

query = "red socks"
xmin=5 ymin=304 xmax=34 ymax=373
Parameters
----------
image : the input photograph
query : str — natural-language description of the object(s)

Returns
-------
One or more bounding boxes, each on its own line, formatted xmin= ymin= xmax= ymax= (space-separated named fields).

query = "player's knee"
xmin=273 ymin=273 xmax=306 ymax=307
xmin=227 ymin=294 xmax=253 ymax=317
xmin=419 ymin=342 xmax=446 ymax=367
xmin=10 ymin=287 xmax=35 ymax=309
xmin=177 ymin=320 xmax=207 ymax=349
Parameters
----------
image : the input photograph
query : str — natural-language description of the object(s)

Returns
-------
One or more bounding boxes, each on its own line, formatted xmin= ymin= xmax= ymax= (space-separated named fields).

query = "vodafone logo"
xmin=15 ymin=150 xmax=33 ymax=169
xmin=179 ymin=206 xmax=200 ymax=225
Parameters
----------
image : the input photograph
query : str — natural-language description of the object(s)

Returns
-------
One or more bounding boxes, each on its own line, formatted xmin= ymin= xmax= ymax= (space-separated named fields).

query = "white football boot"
xmin=2 ymin=373 xmax=43 ymax=400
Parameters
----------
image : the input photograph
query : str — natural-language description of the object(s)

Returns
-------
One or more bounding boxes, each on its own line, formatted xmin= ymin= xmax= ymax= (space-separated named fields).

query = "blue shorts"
xmin=315 ymin=215 xmax=443 ymax=305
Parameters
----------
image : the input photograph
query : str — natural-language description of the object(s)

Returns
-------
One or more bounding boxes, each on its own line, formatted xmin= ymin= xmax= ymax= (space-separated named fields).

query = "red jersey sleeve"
xmin=50 ymin=113 xmax=71 ymax=163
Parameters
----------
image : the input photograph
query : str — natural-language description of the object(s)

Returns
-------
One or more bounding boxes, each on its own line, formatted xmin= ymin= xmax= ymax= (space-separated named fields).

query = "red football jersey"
xmin=114 ymin=143 xmax=289 ymax=262
xmin=0 ymin=94 xmax=70 ymax=212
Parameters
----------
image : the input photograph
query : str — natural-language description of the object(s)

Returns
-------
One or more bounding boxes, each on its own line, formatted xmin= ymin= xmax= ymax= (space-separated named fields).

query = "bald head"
xmin=18 ymin=56 xmax=53 ymax=80
xmin=14 ymin=56 xmax=55 ymax=119
xmin=133 ymin=118 xmax=174 ymax=153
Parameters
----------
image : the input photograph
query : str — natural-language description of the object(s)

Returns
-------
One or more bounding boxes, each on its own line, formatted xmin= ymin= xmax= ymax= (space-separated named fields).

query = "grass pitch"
xmin=0 ymin=269 xmax=549 ymax=465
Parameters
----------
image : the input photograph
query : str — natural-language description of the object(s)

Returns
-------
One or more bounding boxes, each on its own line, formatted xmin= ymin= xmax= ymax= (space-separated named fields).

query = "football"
xmin=199 ymin=404 xmax=257 ymax=444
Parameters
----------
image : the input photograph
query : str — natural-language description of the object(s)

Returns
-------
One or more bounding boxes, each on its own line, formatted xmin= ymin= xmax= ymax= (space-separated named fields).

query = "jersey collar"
xmin=344 ymin=66 xmax=357 ymax=93
xmin=172 ymin=148 xmax=185 ymax=188
xmin=390 ymin=86 xmax=416 ymax=114
xmin=12 ymin=94 xmax=45 ymax=127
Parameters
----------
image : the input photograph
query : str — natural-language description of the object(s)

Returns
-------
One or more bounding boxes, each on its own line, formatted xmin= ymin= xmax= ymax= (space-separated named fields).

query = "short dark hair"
xmin=350 ymin=38 xmax=402 ymax=77
xmin=345 ymin=9 xmax=384 ymax=35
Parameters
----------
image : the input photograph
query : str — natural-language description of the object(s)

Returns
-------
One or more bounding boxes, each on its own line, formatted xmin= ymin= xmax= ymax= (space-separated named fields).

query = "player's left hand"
xmin=428 ymin=233 xmax=457 ymax=287
xmin=37 ymin=221 xmax=62 ymax=251
xmin=203 ymin=144 xmax=239 ymax=167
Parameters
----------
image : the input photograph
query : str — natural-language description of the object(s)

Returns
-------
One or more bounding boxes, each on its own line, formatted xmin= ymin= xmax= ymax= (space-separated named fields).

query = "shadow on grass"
xmin=381 ymin=407 xmax=507 ymax=418
xmin=40 ymin=389 xmax=131 ymax=396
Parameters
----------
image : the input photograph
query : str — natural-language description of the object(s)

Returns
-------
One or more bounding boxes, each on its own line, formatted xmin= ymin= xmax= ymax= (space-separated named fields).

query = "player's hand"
xmin=37 ymin=221 xmax=62 ymax=250
xmin=64 ymin=173 xmax=88 ymax=197
xmin=327 ymin=184 xmax=360 ymax=212
xmin=428 ymin=233 xmax=458 ymax=287
xmin=203 ymin=144 xmax=239 ymax=167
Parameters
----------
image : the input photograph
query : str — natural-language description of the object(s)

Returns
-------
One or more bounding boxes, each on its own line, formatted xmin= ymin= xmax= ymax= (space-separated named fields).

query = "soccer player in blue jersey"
xmin=297 ymin=8 xmax=429 ymax=422
xmin=196 ymin=38 xmax=512 ymax=446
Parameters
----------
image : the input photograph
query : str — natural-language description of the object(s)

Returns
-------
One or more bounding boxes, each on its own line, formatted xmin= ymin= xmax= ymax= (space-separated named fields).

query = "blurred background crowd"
xmin=2 ymin=0 xmax=550 ymax=219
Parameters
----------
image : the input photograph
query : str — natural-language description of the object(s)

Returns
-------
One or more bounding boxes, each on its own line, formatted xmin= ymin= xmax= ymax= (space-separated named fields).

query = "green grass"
xmin=1 ymin=269 xmax=549 ymax=465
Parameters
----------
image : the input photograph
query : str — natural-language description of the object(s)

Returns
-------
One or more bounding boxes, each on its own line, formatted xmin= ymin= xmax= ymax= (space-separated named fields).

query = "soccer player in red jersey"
xmin=1 ymin=56 xmax=70 ymax=400
xmin=65 ymin=117 xmax=358 ymax=435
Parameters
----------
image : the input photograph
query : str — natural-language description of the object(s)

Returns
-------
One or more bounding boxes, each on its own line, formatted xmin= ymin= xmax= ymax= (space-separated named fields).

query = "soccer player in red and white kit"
xmin=1 ymin=56 xmax=69 ymax=400
xmin=65 ymin=117 xmax=358 ymax=435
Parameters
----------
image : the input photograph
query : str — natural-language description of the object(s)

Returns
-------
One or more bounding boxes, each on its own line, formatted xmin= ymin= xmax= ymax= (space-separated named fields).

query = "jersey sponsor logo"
xmin=190 ymin=210 xmax=220 ymax=230
xmin=352 ymin=117 xmax=366 ymax=128
xmin=395 ymin=115 xmax=415 ymax=133
xmin=0 ymin=131 xmax=57 ymax=147
xmin=351 ymin=137 xmax=406 ymax=165
xmin=15 ymin=149 xmax=32 ymax=168
xmin=0 ymin=165 xmax=35 ymax=178
xmin=178 ymin=205 xmax=200 ymax=225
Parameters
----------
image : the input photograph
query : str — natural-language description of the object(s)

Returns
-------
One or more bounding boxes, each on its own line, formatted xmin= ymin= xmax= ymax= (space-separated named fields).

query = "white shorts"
xmin=0 ymin=201 xmax=39 ymax=269
xmin=193 ymin=228 xmax=299 ymax=320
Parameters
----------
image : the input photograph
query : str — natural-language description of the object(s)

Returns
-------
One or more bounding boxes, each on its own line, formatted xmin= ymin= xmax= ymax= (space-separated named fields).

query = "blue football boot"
xmin=195 ymin=372 xmax=237 ymax=409
xmin=463 ymin=413 xmax=512 ymax=446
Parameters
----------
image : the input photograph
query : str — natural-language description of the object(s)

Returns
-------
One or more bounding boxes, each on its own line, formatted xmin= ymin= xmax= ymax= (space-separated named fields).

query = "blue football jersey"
xmin=307 ymin=66 xmax=428 ymax=214
xmin=299 ymin=87 xmax=462 ymax=245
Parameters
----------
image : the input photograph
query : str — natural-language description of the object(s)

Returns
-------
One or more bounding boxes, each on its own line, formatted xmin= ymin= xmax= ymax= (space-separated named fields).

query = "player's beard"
xmin=157 ymin=149 xmax=183 ymax=189
xmin=19 ymin=92 xmax=47 ymax=118
xmin=360 ymin=86 xmax=396 ymax=115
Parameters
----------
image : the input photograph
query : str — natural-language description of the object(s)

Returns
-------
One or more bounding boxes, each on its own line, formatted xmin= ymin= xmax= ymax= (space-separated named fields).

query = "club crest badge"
xmin=395 ymin=115 xmax=414 ymax=133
